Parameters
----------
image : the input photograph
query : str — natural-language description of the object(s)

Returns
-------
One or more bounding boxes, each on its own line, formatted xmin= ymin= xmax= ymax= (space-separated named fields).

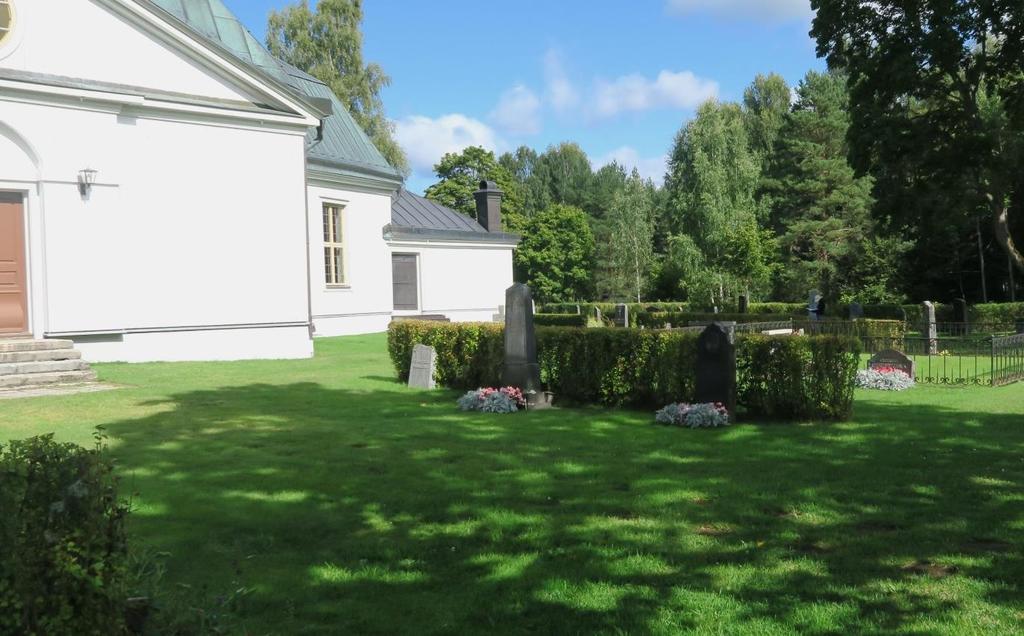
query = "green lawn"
xmin=4 ymin=334 xmax=1024 ymax=634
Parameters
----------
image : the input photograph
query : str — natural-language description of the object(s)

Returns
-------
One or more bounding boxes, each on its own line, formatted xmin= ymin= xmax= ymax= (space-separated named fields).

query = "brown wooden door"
xmin=0 ymin=192 xmax=28 ymax=335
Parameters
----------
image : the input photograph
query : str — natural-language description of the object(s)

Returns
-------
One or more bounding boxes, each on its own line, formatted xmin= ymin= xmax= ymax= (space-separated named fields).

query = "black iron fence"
xmin=992 ymin=333 xmax=1024 ymax=387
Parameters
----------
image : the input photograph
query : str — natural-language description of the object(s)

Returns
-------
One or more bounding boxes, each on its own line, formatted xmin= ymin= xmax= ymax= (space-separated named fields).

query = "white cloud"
xmin=594 ymin=146 xmax=669 ymax=185
xmin=591 ymin=70 xmax=718 ymax=119
xmin=665 ymin=0 xmax=812 ymax=21
xmin=489 ymin=84 xmax=542 ymax=135
xmin=543 ymin=49 xmax=580 ymax=113
xmin=393 ymin=114 xmax=502 ymax=174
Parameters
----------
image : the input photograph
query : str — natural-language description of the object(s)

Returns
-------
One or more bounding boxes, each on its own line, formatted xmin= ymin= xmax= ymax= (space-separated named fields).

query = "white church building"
xmin=0 ymin=0 xmax=518 ymax=362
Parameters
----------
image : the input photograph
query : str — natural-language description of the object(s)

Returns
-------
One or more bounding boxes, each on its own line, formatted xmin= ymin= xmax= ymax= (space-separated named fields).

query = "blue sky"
xmin=223 ymin=0 xmax=824 ymax=193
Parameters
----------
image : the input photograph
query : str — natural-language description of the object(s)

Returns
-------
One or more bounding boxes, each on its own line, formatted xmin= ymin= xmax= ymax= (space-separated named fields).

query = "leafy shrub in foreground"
xmin=0 ymin=431 xmax=129 ymax=635
xmin=655 ymin=402 xmax=730 ymax=428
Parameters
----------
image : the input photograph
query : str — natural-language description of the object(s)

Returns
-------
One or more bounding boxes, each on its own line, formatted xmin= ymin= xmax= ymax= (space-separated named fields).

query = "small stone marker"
xmin=922 ymin=301 xmax=938 ymax=355
xmin=868 ymin=349 xmax=915 ymax=379
xmin=738 ymin=294 xmax=748 ymax=314
xmin=848 ymin=302 xmax=864 ymax=320
xmin=492 ymin=304 xmax=505 ymax=323
xmin=575 ymin=304 xmax=582 ymax=315
xmin=408 ymin=344 xmax=437 ymax=389
xmin=502 ymin=283 xmax=551 ymax=409
xmin=695 ymin=322 xmax=737 ymax=421
xmin=615 ymin=304 xmax=629 ymax=328
xmin=808 ymin=290 xmax=822 ymax=321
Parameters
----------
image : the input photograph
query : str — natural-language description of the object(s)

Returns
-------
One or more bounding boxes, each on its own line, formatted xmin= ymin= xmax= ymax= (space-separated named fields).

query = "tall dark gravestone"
xmin=695 ymin=322 xmax=737 ymax=421
xmin=808 ymin=290 xmax=822 ymax=321
xmin=501 ymin=283 xmax=551 ymax=409
xmin=615 ymin=304 xmax=629 ymax=328
xmin=848 ymin=302 xmax=864 ymax=321
xmin=737 ymin=294 xmax=749 ymax=314
xmin=953 ymin=298 xmax=969 ymax=335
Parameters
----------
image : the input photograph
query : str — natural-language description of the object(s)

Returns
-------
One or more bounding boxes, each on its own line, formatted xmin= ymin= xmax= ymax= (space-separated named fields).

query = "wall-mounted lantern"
xmin=77 ymin=168 xmax=98 ymax=196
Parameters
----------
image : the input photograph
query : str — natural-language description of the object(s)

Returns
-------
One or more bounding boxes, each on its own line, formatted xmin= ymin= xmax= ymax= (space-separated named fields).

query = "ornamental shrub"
xmin=388 ymin=322 xmax=861 ymax=420
xmin=856 ymin=366 xmax=915 ymax=391
xmin=533 ymin=313 xmax=588 ymax=327
xmin=737 ymin=334 xmax=861 ymax=420
xmin=655 ymin=402 xmax=730 ymax=428
xmin=0 ymin=431 xmax=130 ymax=635
xmin=457 ymin=387 xmax=526 ymax=413
xmin=970 ymin=302 xmax=1024 ymax=331
xmin=635 ymin=312 xmax=793 ymax=328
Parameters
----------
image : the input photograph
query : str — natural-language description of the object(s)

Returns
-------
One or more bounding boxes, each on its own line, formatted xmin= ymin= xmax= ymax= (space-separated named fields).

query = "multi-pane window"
xmin=323 ymin=203 xmax=346 ymax=286
xmin=0 ymin=1 xmax=14 ymax=45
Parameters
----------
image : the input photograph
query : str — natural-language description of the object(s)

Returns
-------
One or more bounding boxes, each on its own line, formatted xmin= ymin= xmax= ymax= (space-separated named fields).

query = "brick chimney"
xmin=473 ymin=180 xmax=503 ymax=232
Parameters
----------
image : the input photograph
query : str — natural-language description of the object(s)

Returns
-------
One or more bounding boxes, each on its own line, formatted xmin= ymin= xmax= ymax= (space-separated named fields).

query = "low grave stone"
xmin=408 ymin=344 xmax=437 ymax=390
xmin=868 ymin=349 xmax=915 ymax=379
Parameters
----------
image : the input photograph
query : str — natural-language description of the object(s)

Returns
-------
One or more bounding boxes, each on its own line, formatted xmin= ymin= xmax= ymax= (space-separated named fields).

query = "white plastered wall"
xmin=385 ymin=240 xmax=515 ymax=323
xmin=307 ymin=182 xmax=396 ymax=336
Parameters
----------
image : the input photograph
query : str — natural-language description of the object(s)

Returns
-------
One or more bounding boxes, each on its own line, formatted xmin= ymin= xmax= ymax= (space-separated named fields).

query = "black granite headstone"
xmin=868 ymin=349 xmax=915 ymax=379
xmin=737 ymin=294 xmax=748 ymax=314
xmin=808 ymin=290 xmax=822 ymax=321
xmin=501 ymin=283 xmax=551 ymax=409
xmin=695 ymin=322 xmax=737 ymax=421
xmin=614 ymin=304 xmax=629 ymax=328
xmin=848 ymin=302 xmax=864 ymax=320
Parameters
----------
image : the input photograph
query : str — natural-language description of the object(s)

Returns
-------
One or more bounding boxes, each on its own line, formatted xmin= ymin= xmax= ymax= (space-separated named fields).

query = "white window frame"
xmin=323 ymin=202 xmax=348 ymax=288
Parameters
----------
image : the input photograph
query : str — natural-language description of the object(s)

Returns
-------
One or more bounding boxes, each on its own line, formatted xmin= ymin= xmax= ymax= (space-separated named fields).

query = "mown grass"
xmin=3 ymin=334 xmax=1024 ymax=634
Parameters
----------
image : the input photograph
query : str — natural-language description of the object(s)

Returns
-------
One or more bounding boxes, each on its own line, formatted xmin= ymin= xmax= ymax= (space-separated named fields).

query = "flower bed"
xmin=457 ymin=387 xmax=526 ymax=413
xmin=655 ymin=402 xmax=730 ymax=428
xmin=856 ymin=365 xmax=915 ymax=391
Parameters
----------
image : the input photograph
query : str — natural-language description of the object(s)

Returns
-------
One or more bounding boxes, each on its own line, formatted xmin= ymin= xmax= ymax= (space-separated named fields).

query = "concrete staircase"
xmin=0 ymin=339 xmax=98 ymax=392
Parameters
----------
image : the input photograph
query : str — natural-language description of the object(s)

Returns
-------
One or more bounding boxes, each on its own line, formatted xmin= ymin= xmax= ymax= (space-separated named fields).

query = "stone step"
xmin=0 ymin=359 xmax=91 ymax=377
xmin=0 ymin=339 xmax=76 ymax=353
xmin=0 ymin=348 xmax=82 ymax=364
xmin=0 ymin=369 xmax=98 ymax=389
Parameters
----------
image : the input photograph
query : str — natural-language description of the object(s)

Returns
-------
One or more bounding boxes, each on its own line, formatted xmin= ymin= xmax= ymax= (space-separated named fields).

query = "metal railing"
xmin=992 ymin=333 xmax=1024 ymax=387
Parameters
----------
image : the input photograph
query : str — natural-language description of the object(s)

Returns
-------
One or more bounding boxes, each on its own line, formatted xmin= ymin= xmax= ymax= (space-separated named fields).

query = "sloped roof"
xmin=387 ymin=190 xmax=520 ymax=245
xmin=141 ymin=0 xmax=402 ymax=184
xmin=392 ymin=189 xmax=487 ymax=233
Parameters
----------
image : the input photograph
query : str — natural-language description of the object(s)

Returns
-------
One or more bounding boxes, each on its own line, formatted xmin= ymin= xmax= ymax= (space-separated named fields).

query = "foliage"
xmin=514 ymin=204 xmax=596 ymax=302
xmin=743 ymin=73 xmax=792 ymax=174
xmin=533 ymin=313 xmax=588 ymax=328
xmin=457 ymin=387 xmax=526 ymax=413
xmin=389 ymin=323 xmax=860 ymax=420
xmin=0 ymin=431 xmax=129 ymax=635
xmin=664 ymin=100 xmax=774 ymax=306
xmin=970 ymin=302 xmax=1024 ymax=330
xmin=635 ymin=312 xmax=795 ymax=328
xmin=856 ymin=367 xmax=915 ymax=391
xmin=266 ymin=0 xmax=408 ymax=173
xmin=811 ymin=0 xmax=1024 ymax=278
xmin=423 ymin=146 xmax=525 ymax=229
xmin=605 ymin=170 xmax=657 ymax=302
xmin=387 ymin=320 xmax=503 ymax=388
xmin=655 ymin=402 xmax=731 ymax=428
xmin=737 ymin=334 xmax=861 ymax=420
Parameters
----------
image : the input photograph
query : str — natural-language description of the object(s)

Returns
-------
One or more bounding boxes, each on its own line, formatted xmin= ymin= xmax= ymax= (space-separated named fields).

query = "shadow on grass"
xmin=105 ymin=380 xmax=1024 ymax=634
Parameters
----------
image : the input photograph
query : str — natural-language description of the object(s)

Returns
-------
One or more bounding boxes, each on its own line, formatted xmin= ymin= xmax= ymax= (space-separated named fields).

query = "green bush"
xmin=635 ymin=312 xmax=794 ymax=328
xmin=388 ymin=320 xmax=503 ymax=388
xmin=533 ymin=313 xmax=588 ymax=327
xmin=970 ymin=302 xmax=1024 ymax=330
xmin=0 ymin=432 xmax=129 ymax=635
xmin=737 ymin=335 xmax=861 ymax=420
xmin=748 ymin=302 xmax=807 ymax=315
xmin=388 ymin=322 xmax=860 ymax=420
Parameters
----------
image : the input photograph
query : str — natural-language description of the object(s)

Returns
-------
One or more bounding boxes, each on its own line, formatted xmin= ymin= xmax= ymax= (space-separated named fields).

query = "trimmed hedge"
xmin=0 ymin=433 xmax=130 ymax=635
xmin=970 ymin=302 xmax=1024 ymax=330
xmin=737 ymin=335 xmax=860 ymax=420
xmin=533 ymin=313 xmax=588 ymax=327
xmin=388 ymin=321 xmax=860 ymax=420
xmin=635 ymin=312 xmax=794 ymax=328
xmin=747 ymin=302 xmax=807 ymax=315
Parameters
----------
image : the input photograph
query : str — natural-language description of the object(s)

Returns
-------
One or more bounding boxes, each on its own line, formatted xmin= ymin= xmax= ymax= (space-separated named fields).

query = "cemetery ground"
xmin=4 ymin=334 xmax=1024 ymax=634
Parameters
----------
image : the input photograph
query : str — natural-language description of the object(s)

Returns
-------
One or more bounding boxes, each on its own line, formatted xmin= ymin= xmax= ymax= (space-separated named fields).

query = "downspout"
xmin=302 ymin=154 xmax=314 ymax=340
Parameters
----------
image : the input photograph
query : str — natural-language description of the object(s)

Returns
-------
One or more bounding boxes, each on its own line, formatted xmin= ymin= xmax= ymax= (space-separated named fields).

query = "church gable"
xmin=0 ymin=0 xmax=289 ymax=111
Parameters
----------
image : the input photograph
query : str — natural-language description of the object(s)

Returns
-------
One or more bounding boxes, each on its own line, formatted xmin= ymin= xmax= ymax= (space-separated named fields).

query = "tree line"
xmin=265 ymin=0 xmax=1024 ymax=307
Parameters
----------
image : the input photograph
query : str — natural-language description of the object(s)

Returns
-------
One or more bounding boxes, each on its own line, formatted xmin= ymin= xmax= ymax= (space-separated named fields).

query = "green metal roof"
xmin=142 ymin=0 xmax=402 ymax=184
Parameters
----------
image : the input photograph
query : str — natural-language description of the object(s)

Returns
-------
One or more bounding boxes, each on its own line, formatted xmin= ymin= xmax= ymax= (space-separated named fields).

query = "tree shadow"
xmin=103 ymin=381 xmax=1024 ymax=634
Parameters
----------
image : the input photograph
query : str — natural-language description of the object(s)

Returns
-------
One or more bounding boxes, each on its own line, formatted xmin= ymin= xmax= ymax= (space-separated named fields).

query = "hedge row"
xmin=970 ymin=302 xmax=1024 ymax=329
xmin=1 ymin=434 xmax=130 ymax=634
xmin=388 ymin=321 xmax=860 ymax=420
xmin=539 ymin=301 xmax=809 ymax=317
xmin=533 ymin=313 xmax=589 ymax=327
xmin=635 ymin=312 xmax=795 ymax=328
